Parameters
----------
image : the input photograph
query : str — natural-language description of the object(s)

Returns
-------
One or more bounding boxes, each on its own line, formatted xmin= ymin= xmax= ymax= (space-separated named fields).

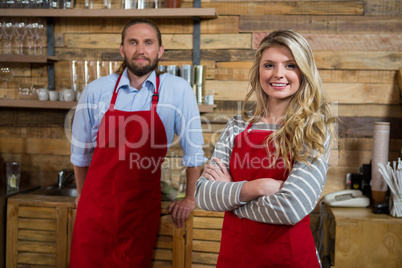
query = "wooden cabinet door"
xmin=190 ymin=210 xmax=224 ymax=267
xmin=6 ymin=200 xmax=69 ymax=268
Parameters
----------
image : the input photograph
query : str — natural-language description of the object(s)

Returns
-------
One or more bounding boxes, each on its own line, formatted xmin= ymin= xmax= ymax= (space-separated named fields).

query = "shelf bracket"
xmin=47 ymin=17 xmax=55 ymax=91
xmin=192 ymin=0 xmax=201 ymax=66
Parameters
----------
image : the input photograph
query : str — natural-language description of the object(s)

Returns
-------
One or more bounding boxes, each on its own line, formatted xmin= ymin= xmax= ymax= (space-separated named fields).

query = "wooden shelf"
xmin=197 ymin=104 xmax=216 ymax=113
xmin=0 ymin=55 xmax=59 ymax=63
xmin=0 ymin=99 xmax=77 ymax=109
xmin=0 ymin=5 xmax=218 ymax=107
xmin=0 ymin=99 xmax=216 ymax=112
xmin=0 ymin=8 xmax=218 ymax=18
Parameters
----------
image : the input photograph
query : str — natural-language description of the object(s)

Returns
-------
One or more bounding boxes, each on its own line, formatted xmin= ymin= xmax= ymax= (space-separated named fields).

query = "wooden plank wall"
xmin=1 ymin=0 xmax=401 ymax=196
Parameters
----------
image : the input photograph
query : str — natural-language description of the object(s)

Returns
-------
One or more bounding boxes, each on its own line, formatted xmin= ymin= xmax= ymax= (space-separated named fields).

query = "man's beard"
xmin=124 ymin=54 xmax=159 ymax=77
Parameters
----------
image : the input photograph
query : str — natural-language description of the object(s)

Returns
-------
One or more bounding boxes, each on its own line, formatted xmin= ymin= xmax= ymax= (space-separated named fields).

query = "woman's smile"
xmin=269 ymin=83 xmax=289 ymax=90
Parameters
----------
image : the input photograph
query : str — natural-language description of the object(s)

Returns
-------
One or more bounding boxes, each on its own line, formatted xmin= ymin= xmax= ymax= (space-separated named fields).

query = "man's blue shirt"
xmin=71 ymin=69 xmax=207 ymax=167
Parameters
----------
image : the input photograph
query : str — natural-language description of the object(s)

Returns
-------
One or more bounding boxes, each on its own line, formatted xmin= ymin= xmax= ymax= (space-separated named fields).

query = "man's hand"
xmin=168 ymin=197 xmax=196 ymax=228
xmin=169 ymin=166 xmax=200 ymax=228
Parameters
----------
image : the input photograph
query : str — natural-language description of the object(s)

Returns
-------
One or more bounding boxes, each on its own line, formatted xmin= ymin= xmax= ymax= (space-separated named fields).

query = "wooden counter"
xmin=13 ymin=194 xmax=402 ymax=268
xmin=327 ymin=206 xmax=402 ymax=268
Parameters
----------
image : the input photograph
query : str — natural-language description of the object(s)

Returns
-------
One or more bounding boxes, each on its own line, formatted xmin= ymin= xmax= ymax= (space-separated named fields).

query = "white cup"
xmin=37 ymin=88 xmax=49 ymax=101
xmin=49 ymin=91 xmax=60 ymax=101
xmin=63 ymin=89 xmax=76 ymax=102
xmin=205 ymin=94 xmax=214 ymax=105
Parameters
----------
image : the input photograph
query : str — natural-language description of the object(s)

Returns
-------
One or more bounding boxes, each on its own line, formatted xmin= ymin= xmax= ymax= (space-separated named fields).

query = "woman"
xmin=194 ymin=29 xmax=337 ymax=267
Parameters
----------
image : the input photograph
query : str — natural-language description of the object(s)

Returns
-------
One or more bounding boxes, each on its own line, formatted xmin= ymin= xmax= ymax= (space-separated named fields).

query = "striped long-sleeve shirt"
xmin=195 ymin=114 xmax=331 ymax=226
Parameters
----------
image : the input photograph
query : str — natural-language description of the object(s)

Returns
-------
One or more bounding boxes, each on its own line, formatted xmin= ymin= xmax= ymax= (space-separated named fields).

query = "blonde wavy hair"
xmin=242 ymin=29 xmax=337 ymax=170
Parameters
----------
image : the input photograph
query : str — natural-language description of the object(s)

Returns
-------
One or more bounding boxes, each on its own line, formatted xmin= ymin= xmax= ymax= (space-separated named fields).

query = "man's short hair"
xmin=121 ymin=18 xmax=162 ymax=47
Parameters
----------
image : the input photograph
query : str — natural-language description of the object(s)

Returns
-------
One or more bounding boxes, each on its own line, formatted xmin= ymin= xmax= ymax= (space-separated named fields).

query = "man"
xmin=69 ymin=18 xmax=206 ymax=267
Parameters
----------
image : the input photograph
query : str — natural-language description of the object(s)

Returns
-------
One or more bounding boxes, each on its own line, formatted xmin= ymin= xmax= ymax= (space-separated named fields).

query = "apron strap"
xmin=109 ymin=74 xmax=123 ymax=111
xmin=151 ymin=76 xmax=160 ymax=110
xmin=245 ymin=121 xmax=254 ymax=132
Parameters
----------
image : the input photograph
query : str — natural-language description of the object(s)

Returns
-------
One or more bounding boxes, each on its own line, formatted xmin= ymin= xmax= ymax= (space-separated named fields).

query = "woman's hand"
xmin=202 ymin=158 xmax=233 ymax=182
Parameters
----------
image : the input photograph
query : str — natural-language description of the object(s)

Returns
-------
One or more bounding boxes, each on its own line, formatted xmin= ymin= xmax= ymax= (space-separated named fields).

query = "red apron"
xmin=217 ymin=123 xmax=320 ymax=268
xmin=70 ymin=75 xmax=167 ymax=267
